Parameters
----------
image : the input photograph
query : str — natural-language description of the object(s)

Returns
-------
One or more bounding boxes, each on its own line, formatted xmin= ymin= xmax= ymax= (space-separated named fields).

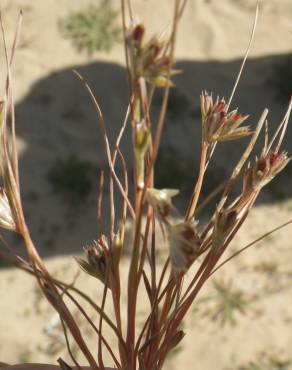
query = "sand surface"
xmin=1 ymin=0 xmax=292 ymax=369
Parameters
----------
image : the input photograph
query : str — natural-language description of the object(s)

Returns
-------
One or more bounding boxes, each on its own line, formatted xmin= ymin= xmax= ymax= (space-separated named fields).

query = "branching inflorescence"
xmin=0 ymin=1 xmax=292 ymax=370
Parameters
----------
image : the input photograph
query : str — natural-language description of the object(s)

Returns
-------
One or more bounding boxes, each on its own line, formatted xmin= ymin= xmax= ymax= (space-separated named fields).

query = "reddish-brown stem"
xmin=134 ymin=259 xmax=170 ymax=357
xmin=186 ymin=141 xmax=208 ymax=220
xmin=152 ymin=252 xmax=220 ymax=367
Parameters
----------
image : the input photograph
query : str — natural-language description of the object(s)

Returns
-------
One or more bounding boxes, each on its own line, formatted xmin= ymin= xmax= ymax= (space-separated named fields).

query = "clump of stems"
xmin=0 ymin=2 xmax=292 ymax=370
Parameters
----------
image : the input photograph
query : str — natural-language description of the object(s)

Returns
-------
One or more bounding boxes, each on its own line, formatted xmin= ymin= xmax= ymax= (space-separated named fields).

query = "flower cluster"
xmin=146 ymin=188 xmax=201 ymax=273
xmin=243 ymin=151 xmax=290 ymax=192
xmin=75 ymin=236 xmax=109 ymax=286
xmin=212 ymin=150 xmax=290 ymax=249
xmin=126 ymin=23 xmax=173 ymax=86
xmin=200 ymin=92 xmax=250 ymax=143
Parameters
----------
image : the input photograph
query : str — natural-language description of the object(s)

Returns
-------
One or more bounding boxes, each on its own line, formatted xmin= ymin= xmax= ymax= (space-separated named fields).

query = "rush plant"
xmin=0 ymin=1 xmax=292 ymax=370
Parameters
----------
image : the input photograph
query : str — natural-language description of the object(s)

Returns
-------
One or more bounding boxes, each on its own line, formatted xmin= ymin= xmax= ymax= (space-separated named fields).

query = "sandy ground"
xmin=1 ymin=0 xmax=292 ymax=369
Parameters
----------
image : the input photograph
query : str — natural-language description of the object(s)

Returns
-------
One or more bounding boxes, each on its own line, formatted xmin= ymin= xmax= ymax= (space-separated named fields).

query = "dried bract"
xmin=0 ymin=187 xmax=17 ymax=231
xmin=168 ymin=220 xmax=201 ymax=272
xmin=145 ymin=188 xmax=179 ymax=221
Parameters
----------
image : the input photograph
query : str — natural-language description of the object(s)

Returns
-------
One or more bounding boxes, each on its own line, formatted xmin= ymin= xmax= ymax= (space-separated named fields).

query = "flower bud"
xmin=168 ymin=330 xmax=185 ymax=350
xmin=213 ymin=208 xmax=238 ymax=249
xmin=134 ymin=121 xmax=151 ymax=188
xmin=132 ymin=24 xmax=145 ymax=44
xmin=135 ymin=121 xmax=151 ymax=153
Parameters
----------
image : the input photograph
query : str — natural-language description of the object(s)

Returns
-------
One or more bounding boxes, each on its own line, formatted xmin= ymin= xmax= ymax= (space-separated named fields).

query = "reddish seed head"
xmin=217 ymin=101 xmax=226 ymax=112
xmin=220 ymin=111 xmax=226 ymax=120
xmin=133 ymin=24 xmax=145 ymax=42
xmin=269 ymin=152 xmax=279 ymax=165
xmin=234 ymin=112 xmax=242 ymax=121
xmin=257 ymin=158 xmax=267 ymax=172
xmin=149 ymin=43 xmax=161 ymax=58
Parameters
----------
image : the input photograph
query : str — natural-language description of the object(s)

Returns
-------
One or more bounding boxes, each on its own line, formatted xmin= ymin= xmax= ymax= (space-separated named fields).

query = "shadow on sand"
xmin=1 ymin=52 xmax=292 ymax=260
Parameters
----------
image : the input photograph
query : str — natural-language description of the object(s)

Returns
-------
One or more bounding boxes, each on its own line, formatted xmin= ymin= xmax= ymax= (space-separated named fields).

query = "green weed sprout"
xmin=60 ymin=2 xmax=121 ymax=54
xmin=207 ymin=279 xmax=250 ymax=326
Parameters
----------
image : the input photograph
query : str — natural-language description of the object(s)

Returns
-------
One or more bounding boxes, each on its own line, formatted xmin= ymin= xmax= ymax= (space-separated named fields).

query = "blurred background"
xmin=0 ymin=1 xmax=292 ymax=369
